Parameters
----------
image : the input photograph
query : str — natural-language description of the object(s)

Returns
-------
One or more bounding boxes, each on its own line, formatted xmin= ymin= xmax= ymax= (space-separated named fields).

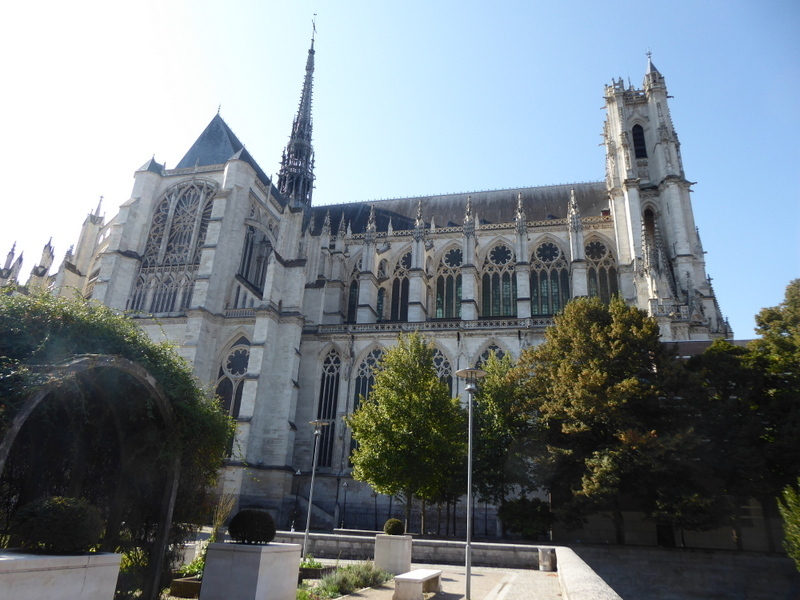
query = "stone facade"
xmin=11 ymin=47 xmax=730 ymax=531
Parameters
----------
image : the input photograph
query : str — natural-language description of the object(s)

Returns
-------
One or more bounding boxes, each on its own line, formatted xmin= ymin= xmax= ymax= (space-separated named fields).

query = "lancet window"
xmin=389 ymin=252 xmax=411 ymax=321
xmin=530 ymin=241 xmax=570 ymax=315
xmin=128 ymin=180 xmax=216 ymax=313
xmin=349 ymin=347 xmax=384 ymax=463
xmin=585 ymin=239 xmax=619 ymax=304
xmin=435 ymin=248 xmax=462 ymax=319
xmin=481 ymin=243 xmax=517 ymax=317
xmin=316 ymin=350 xmax=341 ymax=468
xmin=346 ymin=261 xmax=361 ymax=323
xmin=238 ymin=225 xmax=272 ymax=293
xmin=215 ymin=336 xmax=251 ymax=421
xmin=632 ymin=124 xmax=648 ymax=159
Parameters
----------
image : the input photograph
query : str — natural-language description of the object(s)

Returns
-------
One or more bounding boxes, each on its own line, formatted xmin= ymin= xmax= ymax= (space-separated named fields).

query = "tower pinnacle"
xmin=277 ymin=25 xmax=317 ymax=208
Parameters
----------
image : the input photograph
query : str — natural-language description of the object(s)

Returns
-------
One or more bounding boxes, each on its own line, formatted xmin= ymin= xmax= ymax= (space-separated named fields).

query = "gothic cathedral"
xmin=11 ymin=40 xmax=730 ymax=525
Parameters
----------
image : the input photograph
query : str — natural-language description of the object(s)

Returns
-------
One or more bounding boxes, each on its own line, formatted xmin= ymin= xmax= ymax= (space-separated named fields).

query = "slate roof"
xmin=176 ymin=114 xmax=276 ymax=195
xmin=309 ymin=182 xmax=608 ymax=236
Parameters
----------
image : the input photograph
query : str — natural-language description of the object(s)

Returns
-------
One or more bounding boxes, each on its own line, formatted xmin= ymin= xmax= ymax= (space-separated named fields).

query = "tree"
xmin=513 ymin=296 xmax=707 ymax=544
xmin=347 ymin=332 xmax=465 ymax=531
xmin=778 ymin=478 xmax=800 ymax=572
xmin=472 ymin=351 xmax=536 ymax=517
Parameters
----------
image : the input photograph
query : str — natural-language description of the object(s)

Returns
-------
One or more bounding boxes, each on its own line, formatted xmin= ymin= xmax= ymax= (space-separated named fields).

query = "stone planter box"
xmin=199 ymin=542 xmax=301 ymax=600
xmin=298 ymin=565 xmax=337 ymax=583
xmin=170 ymin=576 xmax=202 ymax=598
xmin=0 ymin=550 xmax=122 ymax=600
xmin=374 ymin=534 xmax=412 ymax=575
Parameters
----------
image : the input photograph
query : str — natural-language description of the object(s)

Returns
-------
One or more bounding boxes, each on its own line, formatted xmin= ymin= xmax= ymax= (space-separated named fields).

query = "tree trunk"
xmin=731 ymin=498 xmax=743 ymax=550
xmin=404 ymin=491 xmax=413 ymax=533
xmin=421 ymin=499 xmax=426 ymax=535
xmin=612 ymin=504 xmax=626 ymax=545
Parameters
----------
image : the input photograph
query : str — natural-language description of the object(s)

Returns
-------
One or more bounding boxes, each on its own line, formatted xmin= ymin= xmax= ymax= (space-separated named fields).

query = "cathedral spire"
xmin=277 ymin=25 xmax=317 ymax=208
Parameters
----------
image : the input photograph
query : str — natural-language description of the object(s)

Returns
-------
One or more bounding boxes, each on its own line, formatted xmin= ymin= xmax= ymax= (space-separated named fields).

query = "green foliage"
xmin=383 ymin=518 xmax=405 ymax=535
xmin=300 ymin=554 xmax=324 ymax=568
xmin=514 ymin=296 xmax=707 ymax=543
xmin=347 ymin=332 xmax=466 ymax=526
xmin=0 ymin=293 xmax=233 ymax=592
xmin=227 ymin=509 xmax=276 ymax=544
xmin=496 ymin=497 xmax=553 ymax=540
xmin=778 ymin=478 xmax=800 ymax=572
xmin=296 ymin=562 xmax=390 ymax=600
xmin=177 ymin=552 xmax=206 ymax=577
xmin=11 ymin=496 xmax=103 ymax=554
xmin=472 ymin=351 xmax=536 ymax=508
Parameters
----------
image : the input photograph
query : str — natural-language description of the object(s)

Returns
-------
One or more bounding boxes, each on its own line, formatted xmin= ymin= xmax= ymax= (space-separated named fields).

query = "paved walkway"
xmin=334 ymin=562 xmax=562 ymax=600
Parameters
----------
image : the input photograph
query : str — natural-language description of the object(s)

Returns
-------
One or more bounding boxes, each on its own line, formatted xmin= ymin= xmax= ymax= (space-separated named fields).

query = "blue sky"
xmin=2 ymin=0 xmax=798 ymax=338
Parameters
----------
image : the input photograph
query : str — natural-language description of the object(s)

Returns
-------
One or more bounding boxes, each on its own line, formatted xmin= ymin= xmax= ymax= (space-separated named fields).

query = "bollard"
xmin=539 ymin=547 xmax=557 ymax=571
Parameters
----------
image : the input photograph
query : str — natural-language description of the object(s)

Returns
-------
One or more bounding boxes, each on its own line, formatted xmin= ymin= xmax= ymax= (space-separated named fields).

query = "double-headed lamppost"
xmin=455 ymin=366 xmax=487 ymax=600
xmin=303 ymin=419 xmax=329 ymax=558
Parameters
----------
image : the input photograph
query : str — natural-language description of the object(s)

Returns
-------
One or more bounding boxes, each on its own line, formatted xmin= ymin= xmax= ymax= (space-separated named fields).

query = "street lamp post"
xmin=292 ymin=469 xmax=302 ymax=531
xmin=455 ymin=366 xmax=487 ymax=600
xmin=303 ymin=419 xmax=329 ymax=558
xmin=341 ymin=481 xmax=348 ymax=528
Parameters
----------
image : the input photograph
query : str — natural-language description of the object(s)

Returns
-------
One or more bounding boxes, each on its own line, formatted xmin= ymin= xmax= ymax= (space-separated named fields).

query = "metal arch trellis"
xmin=0 ymin=354 xmax=180 ymax=600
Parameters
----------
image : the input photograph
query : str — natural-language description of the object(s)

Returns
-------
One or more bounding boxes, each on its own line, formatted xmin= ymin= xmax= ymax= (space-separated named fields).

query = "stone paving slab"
xmin=336 ymin=563 xmax=562 ymax=600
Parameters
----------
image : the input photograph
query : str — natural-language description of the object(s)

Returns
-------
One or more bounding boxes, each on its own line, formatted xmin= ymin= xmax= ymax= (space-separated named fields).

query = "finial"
xmin=646 ymin=48 xmax=652 ymax=60
xmin=217 ymin=104 xmax=221 ymax=115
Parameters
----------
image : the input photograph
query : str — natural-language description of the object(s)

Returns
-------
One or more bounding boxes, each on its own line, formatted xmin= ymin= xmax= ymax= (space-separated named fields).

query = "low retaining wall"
xmin=555 ymin=547 xmax=623 ymax=600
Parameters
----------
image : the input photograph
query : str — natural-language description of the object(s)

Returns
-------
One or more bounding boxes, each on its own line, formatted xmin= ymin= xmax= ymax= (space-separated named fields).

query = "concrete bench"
xmin=393 ymin=568 xmax=443 ymax=600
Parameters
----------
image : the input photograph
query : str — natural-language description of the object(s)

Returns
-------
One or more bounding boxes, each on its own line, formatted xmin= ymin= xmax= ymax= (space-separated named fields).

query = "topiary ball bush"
xmin=12 ymin=496 xmax=104 ymax=554
xmin=383 ymin=518 xmax=404 ymax=535
xmin=228 ymin=509 xmax=276 ymax=544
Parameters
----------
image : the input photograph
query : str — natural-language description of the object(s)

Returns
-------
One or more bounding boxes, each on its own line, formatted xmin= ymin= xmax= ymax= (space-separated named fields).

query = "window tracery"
xmin=481 ymin=243 xmax=517 ymax=317
xmin=585 ymin=239 xmax=619 ymax=304
xmin=129 ymin=180 xmax=216 ymax=314
xmin=389 ymin=251 xmax=411 ymax=321
xmin=435 ymin=247 xmax=462 ymax=319
xmin=215 ymin=336 xmax=251 ymax=421
xmin=530 ymin=241 xmax=570 ymax=315
xmin=432 ymin=348 xmax=453 ymax=393
xmin=346 ymin=261 xmax=361 ymax=323
xmin=477 ymin=344 xmax=505 ymax=368
xmin=238 ymin=225 xmax=272 ymax=293
xmin=316 ymin=350 xmax=340 ymax=468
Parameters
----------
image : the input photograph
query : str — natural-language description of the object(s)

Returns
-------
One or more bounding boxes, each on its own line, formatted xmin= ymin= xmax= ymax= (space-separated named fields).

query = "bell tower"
xmin=603 ymin=54 xmax=730 ymax=340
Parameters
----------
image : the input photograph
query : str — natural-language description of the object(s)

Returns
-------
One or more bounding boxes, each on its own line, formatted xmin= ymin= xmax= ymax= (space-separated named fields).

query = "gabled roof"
xmin=309 ymin=182 xmax=608 ymax=236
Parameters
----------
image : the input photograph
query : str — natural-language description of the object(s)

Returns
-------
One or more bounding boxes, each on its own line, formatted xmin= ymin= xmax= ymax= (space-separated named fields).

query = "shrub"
xmin=227 ymin=509 xmax=276 ymax=544
xmin=318 ymin=562 xmax=391 ymax=596
xmin=300 ymin=554 xmax=324 ymax=568
xmin=778 ymin=478 xmax=800 ymax=573
xmin=12 ymin=496 xmax=103 ymax=554
xmin=383 ymin=518 xmax=404 ymax=535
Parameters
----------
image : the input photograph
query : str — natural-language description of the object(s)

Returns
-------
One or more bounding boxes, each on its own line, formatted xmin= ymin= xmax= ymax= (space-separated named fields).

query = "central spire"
xmin=278 ymin=22 xmax=316 ymax=208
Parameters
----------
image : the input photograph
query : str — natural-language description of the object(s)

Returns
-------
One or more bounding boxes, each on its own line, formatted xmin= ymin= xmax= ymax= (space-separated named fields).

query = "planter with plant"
xmin=296 ymin=562 xmax=391 ymax=600
xmin=373 ymin=518 xmax=412 ymax=575
xmin=298 ymin=555 xmax=336 ymax=583
xmin=0 ymin=496 xmax=122 ymax=600
xmin=199 ymin=509 xmax=301 ymax=600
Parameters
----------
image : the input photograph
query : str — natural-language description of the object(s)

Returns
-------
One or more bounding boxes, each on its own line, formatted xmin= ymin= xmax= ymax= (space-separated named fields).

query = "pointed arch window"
xmin=346 ymin=261 xmax=361 ymax=323
xmin=215 ymin=336 xmax=251 ymax=421
xmin=481 ymin=244 xmax=517 ymax=317
xmin=632 ymin=124 xmax=647 ymax=159
xmin=316 ymin=350 xmax=340 ymax=468
xmin=432 ymin=348 xmax=453 ymax=393
xmin=128 ymin=179 xmax=216 ymax=314
xmin=389 ymin=252 xmax=411 ymax=321
xmin=238 ymin=225 xmax=272 ymax=293
xmin=435 ymin=248 xmax=462 ymax=319
xmin=530 ymin=242 xmax=570 ymax=315
xmin=477 ymin=344 xmax=505 ymax=368
xmin=349 ymin=347 xmax=384 ymax=464
xmin=585 ymin=240 xmax=619 ymax=304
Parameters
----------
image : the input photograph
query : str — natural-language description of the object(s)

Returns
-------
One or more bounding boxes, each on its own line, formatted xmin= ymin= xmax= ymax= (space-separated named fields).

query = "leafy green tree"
xmin=778 ymin=478 xmax=800 ymax=572
xmin=513 ymin=296 xmax=707 ymax=544
xmin=347 ymin=332 xmax=465 ymax=531
xmin=472 ymin=351 xmax=536 ymax=513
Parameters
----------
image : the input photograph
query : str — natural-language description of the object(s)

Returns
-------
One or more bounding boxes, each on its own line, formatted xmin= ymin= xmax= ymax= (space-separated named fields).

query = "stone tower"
xmin=603 ymin=54 xmax=729 ymax=340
